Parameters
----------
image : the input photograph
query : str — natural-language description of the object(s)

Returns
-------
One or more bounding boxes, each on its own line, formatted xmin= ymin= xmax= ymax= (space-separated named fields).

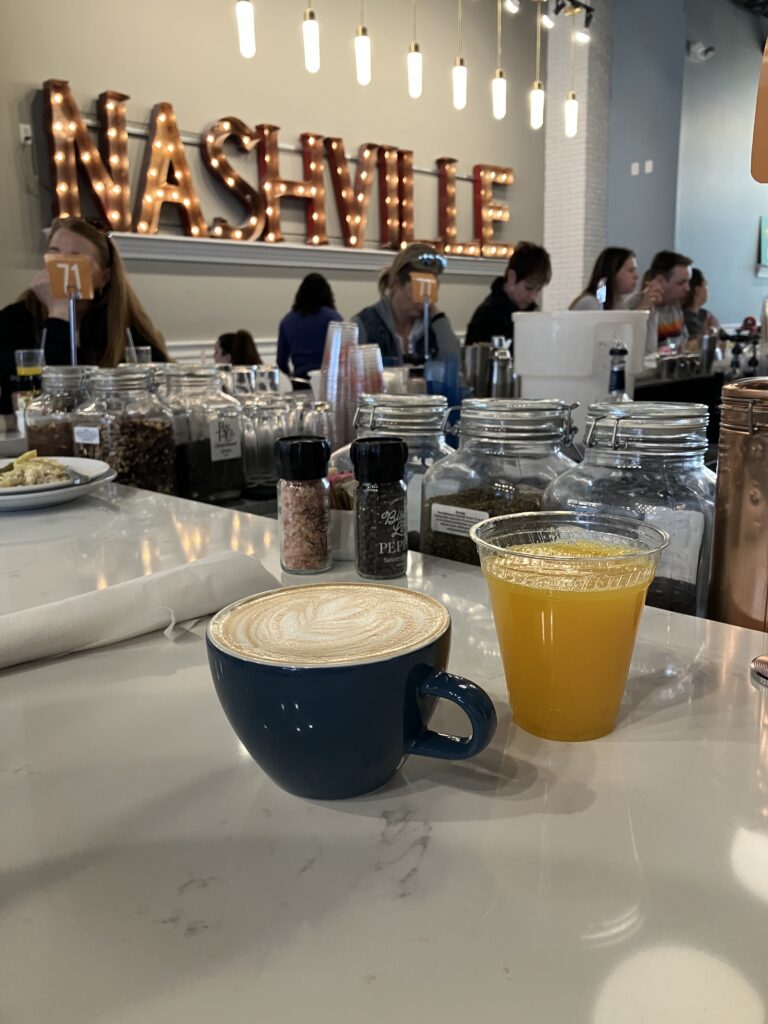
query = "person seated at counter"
xmin=277 ymin=273 xmax=341 ymax=385
xmin=214 ymin=329 xmax=262 ymax=365
xmin=465 ymin=242 xmax=551 ymax=346
xmin=570 ymin=247 xmax=660 ymax=311
xmin=683 ymin=268 xmax=719 ymax=343
xmin=0 ymin=216 xmax=168 ymax=415
xmin=630 ymin=249 xmax=692 ymax=352
xmin=352 ymin=243 xmax=460 ymax=364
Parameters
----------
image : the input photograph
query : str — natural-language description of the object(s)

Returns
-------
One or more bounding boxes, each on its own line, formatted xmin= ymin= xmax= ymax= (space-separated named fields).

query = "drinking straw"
xmin=125 ymin=327 xmax=138 ymax=363
xmin=39 ymin=327 xmax=47 ymax=367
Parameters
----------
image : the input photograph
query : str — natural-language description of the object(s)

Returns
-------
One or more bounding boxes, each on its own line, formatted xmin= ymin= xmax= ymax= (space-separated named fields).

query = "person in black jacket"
xmin=465 ymin=242 xmax=552 ymax=346
xmin=0 ymin=216 xmax=168 ymax=414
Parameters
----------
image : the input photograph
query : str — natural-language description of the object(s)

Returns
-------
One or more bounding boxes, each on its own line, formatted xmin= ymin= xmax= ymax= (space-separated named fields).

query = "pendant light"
xmin=355 ymin=0 xmax=371 ymax=85
xmin=564 ymin=20 xmax=578 ymax=137
xmin=407 ymin=0 xmax=423 ymax=99
xmin=492 ymin=0 xmax=507 ymax=120
xmin=235 ymin=0 xmax=256 ymax=59
xmin=452 ymin=0 xmax=467 ymax=110
xmin=529 ymin=0 xmax=545 ymax=129
xmin=303 ymin=2 xmax=321 ymax=74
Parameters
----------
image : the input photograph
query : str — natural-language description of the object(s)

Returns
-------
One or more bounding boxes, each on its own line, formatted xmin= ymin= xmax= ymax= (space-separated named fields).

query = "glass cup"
xmin=15 ymin=349 xmax=44 ymax=398
xmin=470 ymin=511 xmax=669 ymax=741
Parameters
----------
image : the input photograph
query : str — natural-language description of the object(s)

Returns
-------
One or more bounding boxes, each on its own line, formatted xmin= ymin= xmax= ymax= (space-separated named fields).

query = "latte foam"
xmin=209 ymin=583 xmax=450 ymax=667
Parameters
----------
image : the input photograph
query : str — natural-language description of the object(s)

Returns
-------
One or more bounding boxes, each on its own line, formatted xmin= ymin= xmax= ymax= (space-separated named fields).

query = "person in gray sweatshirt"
xmin=353 ymin=244 xmax=460 ymax=365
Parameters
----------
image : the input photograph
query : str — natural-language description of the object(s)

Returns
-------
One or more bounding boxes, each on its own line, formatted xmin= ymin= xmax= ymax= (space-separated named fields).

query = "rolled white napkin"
xmin=0 ymin=551 xmax=278 ymax=671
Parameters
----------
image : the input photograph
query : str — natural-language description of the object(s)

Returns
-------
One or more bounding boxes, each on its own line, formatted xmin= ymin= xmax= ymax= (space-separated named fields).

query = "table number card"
xmin=44 ymin=252 xmax=94 ymax=300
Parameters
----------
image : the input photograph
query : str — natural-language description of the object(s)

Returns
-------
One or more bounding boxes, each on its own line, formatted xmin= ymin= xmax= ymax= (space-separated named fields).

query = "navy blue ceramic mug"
xmin=206 ymin=582 xmax=497 ymax=799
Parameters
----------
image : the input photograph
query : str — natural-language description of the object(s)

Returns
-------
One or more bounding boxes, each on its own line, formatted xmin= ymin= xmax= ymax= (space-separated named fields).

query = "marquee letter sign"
xmin=39 ymin=81 xmax=517 ymax=258
xmin=134 ymin=103 xmax=208 ymax=236
xmin=202 ymin=117 xmax=264 ymax=241
xmin=44 ymin=79 xmax=132 ymax=230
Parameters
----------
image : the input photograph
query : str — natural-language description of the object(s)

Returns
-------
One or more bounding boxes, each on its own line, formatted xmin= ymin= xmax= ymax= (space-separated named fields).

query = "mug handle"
xmin=408 ymin=671 xmax=497 ymax=760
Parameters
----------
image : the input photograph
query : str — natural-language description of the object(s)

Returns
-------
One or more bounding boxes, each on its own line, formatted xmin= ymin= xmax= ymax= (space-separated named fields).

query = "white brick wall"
xmin=543 ymin=1 xmax=613 ymax=311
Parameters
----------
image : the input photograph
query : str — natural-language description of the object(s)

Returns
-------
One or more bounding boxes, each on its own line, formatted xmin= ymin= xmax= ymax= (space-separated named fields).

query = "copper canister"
xmin=709 ymin=378 xmax=768 ymax=630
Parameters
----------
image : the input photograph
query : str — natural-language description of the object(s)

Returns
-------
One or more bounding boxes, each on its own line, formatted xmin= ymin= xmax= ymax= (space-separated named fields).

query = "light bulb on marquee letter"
xmin=407 ymin=44 xmax=422 ymax=99
xmin=303 ymin=8 xmax=321 ymax=73
xmin=492 ymin=70 xmax=507 ymax=120
xmin=565 ymin=91 xmax=579 ymax=138
xmin=324 ymin=138 xmax=378 ymax=248
xmin=355 ymin=26 xmax=371 ymax=86
xmin=236 ymin=0 xmax=256 ymax=58
xmin=452 ymin=59 xmax=468 ymax=111
xmin=530 ymin=82 xmax=545 ymax=130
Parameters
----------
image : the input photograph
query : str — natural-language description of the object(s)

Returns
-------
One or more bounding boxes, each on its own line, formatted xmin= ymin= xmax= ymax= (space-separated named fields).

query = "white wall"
xmin=0 ymin=0 xmax=546 ymax=348
xmin=676 ymin=0 xmax=768 ymax=324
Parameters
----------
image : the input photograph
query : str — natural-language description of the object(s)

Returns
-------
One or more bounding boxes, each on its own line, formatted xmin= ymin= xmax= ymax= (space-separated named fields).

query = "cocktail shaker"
xmin=709 ymin=378 xmax=768 ymax=630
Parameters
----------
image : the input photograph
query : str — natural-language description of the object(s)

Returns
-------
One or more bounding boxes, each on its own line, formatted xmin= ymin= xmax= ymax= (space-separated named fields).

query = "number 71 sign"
xmin=44 ymin=252 xmax=95 ymax=300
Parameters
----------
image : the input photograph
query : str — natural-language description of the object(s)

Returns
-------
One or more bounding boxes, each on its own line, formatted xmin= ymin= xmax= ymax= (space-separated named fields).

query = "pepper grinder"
xmin=350 ymin=436 xmax=408 ymax=580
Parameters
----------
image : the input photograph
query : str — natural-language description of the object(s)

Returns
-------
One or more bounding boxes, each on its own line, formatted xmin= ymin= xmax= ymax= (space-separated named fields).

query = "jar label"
xmin=430 ymin=503 xmax=489 ymax=537
xmin=73 ymin=425 xmax=100 ymax=446
xmin=209 ymin=420 xmax=242 ymax=462
xmin=645 ymin=507 xmax=704 ymax=585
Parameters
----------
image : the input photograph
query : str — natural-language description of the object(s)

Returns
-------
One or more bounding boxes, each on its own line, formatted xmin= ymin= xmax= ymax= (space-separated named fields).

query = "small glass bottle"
xmin=350 ymin=436 xmax=408 ymax=580
xmin=595 ymin=343 xmax=631 ymax=404
xmin=275 ymin=435 xmax=331 ymax=574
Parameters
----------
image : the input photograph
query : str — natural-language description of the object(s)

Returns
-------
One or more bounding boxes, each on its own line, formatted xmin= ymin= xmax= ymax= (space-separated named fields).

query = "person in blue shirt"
xmin=277 ymin=273 xmax=342 ymax=385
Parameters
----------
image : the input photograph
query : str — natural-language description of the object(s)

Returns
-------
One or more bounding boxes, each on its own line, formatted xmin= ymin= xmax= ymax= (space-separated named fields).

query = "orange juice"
xmin=483 ymin=539 xmax=654 ymax=741
xmin=16 ymin=366 xmax=42 ymax=377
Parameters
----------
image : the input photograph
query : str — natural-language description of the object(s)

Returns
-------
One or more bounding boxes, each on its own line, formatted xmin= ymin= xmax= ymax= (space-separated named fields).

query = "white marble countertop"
xmin=2 ymin=487 xmax=768 ymax=1023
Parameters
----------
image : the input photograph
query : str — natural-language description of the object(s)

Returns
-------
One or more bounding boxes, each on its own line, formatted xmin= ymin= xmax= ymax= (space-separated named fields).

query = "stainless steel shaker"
xmin=709 ymin=378 xmax=768 ymax=630
xmin=463 ymin=342 xmax=492 ymax=398
xmin=489 ymin=336 xmax=520 ymax=398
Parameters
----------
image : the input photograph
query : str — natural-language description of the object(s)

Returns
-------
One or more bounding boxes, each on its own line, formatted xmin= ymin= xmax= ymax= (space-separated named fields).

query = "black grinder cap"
xmin=350 ymin=436 xmax=408 ymax=484
xmin=274 ymin=435 xmax=331 ymax=481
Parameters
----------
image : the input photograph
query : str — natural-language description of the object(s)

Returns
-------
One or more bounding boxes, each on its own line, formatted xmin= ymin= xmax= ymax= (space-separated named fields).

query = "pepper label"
xmin=430 ymin=503 xmax=489 ymax=537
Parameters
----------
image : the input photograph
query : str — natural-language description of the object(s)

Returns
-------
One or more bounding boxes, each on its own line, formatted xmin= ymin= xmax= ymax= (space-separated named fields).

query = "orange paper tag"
xmin=752 ymin=39 xmax=768 ymax=182
xmin=44 ymin=252 xmax=95 ymax=300
xmin=410 ymin=271 xmax=438 ymax=303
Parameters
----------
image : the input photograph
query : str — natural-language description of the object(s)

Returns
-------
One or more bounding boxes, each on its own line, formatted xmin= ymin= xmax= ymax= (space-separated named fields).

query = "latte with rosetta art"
xmin=209 ymin=583 xmax=449 ymax=667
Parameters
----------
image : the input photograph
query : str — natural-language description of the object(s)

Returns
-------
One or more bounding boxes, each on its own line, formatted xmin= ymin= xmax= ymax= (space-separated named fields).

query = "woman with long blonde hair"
xmin=0 ymin=216 xmax=168 ymax=414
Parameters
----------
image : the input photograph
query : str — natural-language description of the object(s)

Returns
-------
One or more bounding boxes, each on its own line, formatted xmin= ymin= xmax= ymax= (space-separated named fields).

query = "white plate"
xmin=0 ymin=457 xmax=112 ymax=495
xmin=0 ymin=466 xmax=117 ymax=512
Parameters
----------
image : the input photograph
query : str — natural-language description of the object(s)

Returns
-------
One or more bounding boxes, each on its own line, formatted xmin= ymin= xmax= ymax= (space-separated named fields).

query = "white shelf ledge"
xmin=113 ymin=233 xmax=506 ymax=277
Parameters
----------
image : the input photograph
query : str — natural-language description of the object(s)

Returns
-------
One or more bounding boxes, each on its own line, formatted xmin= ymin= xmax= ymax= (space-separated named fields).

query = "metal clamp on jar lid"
xmin=353 ymin=393 xmax=448 ymax=434
xmin=719 ymin=378 xmax=768 ymax=436
xmin=750 ymin=655 xmax=768 ymax=692
xmin=457 ymin=398 xmax=577 ymax=443
xmin=584 ymin=401 xmax=709 ymax=454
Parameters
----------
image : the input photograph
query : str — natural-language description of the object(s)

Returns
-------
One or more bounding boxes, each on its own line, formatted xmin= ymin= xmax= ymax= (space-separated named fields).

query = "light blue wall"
xmin=676 ymin=0 xmax=768 ymax=324
xmin=606 ymin=0 xmax=686 ymax=275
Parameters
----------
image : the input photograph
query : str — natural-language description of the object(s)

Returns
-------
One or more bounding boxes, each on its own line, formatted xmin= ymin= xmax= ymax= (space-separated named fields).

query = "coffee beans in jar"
xmin=73 ymin=367 xmax=176 ymax=493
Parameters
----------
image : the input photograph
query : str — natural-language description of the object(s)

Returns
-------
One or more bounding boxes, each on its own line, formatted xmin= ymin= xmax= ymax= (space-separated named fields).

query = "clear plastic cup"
xmin=470 ymin=511 xmax=668 ymax=741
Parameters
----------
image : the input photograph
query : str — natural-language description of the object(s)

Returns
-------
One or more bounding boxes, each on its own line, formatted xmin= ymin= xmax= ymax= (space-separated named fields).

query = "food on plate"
xmin=0 ymin=450 xmax=73 ymax=488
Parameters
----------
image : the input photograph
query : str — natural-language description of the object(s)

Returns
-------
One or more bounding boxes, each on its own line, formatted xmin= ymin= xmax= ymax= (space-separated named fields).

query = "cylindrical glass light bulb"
xmin=564 ymin=91 xmax=579 ymax=138
xmin=452 ymin=58 xmax=468 ymax=111
xmin=408 ymin=44 xmax=423 ymax=99
xmin=303 ymin=10 xmax=321 ymax=74
xmin=530 ymin=81 xmax=545 ymax=130
xmin=541 ymin=12 xmax=555 ymax=29
xmin=355 ymin=26 xmax=371 ymax=86
xmin=492 ymin=70 xmax=507 ymax=120
xmin=236 ymin=0 xmax=256 ymax=59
